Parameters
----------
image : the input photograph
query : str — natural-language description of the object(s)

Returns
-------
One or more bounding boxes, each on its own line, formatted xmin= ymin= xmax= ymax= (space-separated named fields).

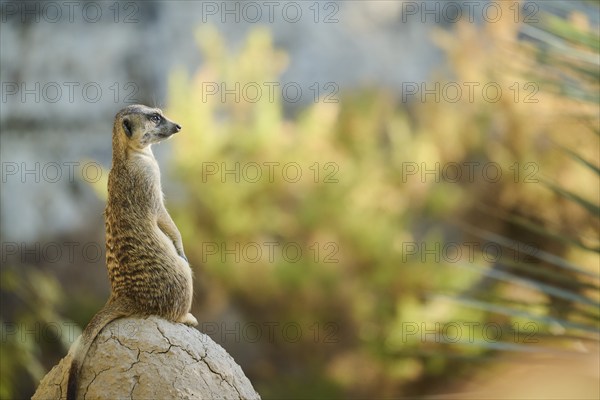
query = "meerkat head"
xmin=114 ymin=105 xmax=182 ymax=152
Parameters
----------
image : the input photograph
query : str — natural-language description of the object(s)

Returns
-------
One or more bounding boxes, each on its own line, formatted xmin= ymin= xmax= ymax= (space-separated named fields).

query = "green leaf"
xmin=556 ymin=144 xmax=600 ymax=176
xmin=541 ymin=178 xmax=600 ymax=217
xmin=460 ymin=224 xmax=600 ymax=278
xmin=434 ymin=294 xmax=600 ymax=334
xmin=454 ymin=263 xmax=600 ymax=309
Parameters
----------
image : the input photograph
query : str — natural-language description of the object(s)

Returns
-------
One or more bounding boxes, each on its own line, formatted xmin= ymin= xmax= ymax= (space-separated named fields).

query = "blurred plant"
xmin=423 ymin=3 xmax=599 ymax=395
xmin=166 ymin=2 xmax=598 ymax=398
xmin=0 ymin=267 xmax=74 ymax=399
xmin=428 ymin=0 xmax=599 ymax=348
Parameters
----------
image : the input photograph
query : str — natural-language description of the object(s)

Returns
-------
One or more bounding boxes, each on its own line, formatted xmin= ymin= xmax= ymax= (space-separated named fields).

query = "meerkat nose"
xmin=175 ymin=124 xmax=182 ymax=131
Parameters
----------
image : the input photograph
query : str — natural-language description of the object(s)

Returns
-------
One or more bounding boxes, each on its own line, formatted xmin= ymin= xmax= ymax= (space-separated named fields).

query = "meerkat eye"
xmin=150 ymin=114 xmax=161 ymax=124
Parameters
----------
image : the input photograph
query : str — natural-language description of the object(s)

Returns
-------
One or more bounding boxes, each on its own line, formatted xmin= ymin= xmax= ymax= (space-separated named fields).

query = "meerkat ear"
xmin=122 ymin=118 xmax=133 ymax=138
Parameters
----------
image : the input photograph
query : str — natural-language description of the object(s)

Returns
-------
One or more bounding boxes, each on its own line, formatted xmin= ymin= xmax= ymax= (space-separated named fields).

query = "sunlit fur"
xmin=67 ymin=105 xmax=197 ymax=400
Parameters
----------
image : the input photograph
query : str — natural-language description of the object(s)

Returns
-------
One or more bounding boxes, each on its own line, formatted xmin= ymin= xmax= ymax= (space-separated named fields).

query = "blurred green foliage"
xmin=2 ymin=3 xmax=598 ymax=399
xmin=166 ymin=5 xmax=598 ymax=397
xmin=0 ymin=268 xmax=73 ymax=398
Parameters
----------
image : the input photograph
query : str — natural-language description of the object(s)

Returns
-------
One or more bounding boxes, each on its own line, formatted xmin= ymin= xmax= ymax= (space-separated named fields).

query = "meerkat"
xmin=66 ymin=105 xmax=197 ymax=400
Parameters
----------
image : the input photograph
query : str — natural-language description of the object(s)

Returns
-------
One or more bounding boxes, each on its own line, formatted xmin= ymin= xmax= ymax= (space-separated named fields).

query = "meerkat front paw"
xmin=176 ymin=247 xmax=188 ymax=262
xmin=180 ymin=313 xmax=198 ymax=326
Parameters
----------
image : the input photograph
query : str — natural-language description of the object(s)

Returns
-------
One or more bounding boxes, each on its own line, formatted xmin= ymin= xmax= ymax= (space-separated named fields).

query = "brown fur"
xmin=67 ymin=105 xmax=197 ymax=400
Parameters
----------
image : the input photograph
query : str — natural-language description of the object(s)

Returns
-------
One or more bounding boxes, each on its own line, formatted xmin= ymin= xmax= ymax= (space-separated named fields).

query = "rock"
xmin=32 ymin=316 xmax=260 ymax=400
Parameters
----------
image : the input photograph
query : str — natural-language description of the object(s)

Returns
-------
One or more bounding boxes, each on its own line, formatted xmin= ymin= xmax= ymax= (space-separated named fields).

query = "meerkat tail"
xmin=66 ymin=298 xmax=130 ymax=400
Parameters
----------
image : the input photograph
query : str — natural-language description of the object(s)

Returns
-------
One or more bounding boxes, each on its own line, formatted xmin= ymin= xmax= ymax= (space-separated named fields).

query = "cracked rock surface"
xmin=32 ymin=316 xmax=261 ymax=400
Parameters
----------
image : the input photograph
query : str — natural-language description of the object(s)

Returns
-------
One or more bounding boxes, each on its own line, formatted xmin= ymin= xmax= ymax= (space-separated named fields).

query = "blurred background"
xmin=1 ymin=1 xmax=599 ymax=399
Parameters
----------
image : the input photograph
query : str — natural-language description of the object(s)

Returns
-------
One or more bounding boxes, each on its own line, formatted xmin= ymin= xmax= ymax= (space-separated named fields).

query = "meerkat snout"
xmin=161 ymin=122 xmax=181 ymax=138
